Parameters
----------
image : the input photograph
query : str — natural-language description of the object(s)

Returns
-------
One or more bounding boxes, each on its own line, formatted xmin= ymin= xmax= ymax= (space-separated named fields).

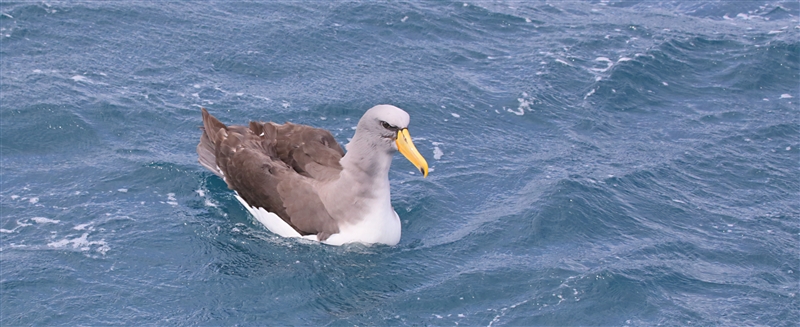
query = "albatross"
xmin=197 ymin=105 xmax=428 ymax=246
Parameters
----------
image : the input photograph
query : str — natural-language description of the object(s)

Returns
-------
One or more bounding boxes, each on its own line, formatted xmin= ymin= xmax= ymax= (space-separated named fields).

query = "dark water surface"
xmin=1 ymin=1 xmax=798 ymax=326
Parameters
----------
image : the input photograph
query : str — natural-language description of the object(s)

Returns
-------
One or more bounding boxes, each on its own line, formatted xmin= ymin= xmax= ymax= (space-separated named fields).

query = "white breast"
xmin=235 ymin=193 xmax=401 ymax=246
xmin=322 ymin=203 xmax=402 ymax=246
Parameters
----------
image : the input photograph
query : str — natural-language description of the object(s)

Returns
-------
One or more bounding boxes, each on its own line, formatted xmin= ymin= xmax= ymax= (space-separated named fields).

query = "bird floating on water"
xmin=197 ymin=105 xmax=428 ymax=246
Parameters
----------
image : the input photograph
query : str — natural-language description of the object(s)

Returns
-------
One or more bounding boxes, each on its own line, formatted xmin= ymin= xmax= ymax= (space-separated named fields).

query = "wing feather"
xmin=197 ymin=109 xmax=342 ymax=240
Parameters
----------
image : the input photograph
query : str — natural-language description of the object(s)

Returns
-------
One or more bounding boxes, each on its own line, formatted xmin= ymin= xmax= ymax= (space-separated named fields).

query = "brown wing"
xmin=197 ymin=108 xmax=341 ymax=239
xmin=271 ymin=122 xmax=345 ymax=180
xmin=197 ymin=108 xmax=228 ymax=177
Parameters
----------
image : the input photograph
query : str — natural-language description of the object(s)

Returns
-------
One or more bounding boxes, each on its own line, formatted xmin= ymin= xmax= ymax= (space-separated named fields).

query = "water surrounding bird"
xmin=1 ymin=1 xmax=798 ymax=326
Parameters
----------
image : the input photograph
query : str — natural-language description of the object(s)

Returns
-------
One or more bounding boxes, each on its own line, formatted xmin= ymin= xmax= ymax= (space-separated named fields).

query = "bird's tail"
xmin=197 ymin=107 xmax=227 ymax=177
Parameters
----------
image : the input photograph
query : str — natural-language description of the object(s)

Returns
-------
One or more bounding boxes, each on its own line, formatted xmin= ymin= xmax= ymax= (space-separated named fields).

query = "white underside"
xmin=234 ymin=193 xmax=401 ymax=246
xmin=234 ymin=193 xmax=303 ymax=238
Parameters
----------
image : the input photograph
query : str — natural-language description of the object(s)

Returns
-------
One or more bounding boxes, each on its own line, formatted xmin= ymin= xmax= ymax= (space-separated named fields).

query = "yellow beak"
xmin=396 ymin=128 xmax=429 ymax=178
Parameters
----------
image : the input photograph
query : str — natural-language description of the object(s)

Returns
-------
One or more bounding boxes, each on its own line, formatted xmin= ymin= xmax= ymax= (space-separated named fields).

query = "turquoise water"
xmin=1 ymin=1 xmax=798 ymax=325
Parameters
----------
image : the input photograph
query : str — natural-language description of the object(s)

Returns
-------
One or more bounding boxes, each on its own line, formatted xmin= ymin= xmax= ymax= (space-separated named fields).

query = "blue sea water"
xmin=1 ymin=1 xmax=798 ymax=325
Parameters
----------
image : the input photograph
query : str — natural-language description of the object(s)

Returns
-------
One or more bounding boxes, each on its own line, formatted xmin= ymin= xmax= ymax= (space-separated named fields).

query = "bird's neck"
xmin=339 ymin=135 xmax=393 ymax=189
xmin=316 ymin=136 xmax=394 ymax=224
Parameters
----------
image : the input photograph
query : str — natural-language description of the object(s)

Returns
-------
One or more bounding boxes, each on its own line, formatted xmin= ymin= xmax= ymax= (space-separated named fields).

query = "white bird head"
xmin=352 ymin=105 xmax=428 ymax=177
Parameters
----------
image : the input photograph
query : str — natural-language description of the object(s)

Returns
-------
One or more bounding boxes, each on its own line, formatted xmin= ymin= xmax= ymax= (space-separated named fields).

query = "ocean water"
xmin=1 ymin=1 xmax=798 ymax=325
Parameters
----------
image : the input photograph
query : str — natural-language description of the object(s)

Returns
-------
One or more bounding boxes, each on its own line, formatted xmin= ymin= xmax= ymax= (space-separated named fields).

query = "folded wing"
xmin=197 ymin=108 xmax=343 ymax=239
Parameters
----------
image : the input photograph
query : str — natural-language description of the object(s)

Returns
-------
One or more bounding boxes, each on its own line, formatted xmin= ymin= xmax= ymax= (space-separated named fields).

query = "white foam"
xmin=505 ymin=106 xmax=524 ymax=115
xmin=31 ymin=217 xmax=60 ymax=224
xmin=47 ymin=232 xmax=109 ymax=254
xmin=29 ymin=197 xmax=39 ymax=204
xmin=10 ymin=195 xmax=19 ymax=200
xmin=166 ymin=193 xmax=178 ymax=206
xmin=506 ymin=92 xmax=533 ymax=115
xmin=433 ymin=146 xmax=444 ymax=160
xmin=450 ymin=113 xmax=460 ymax=118
xmin=281 ymin=101 xmax=290 ymax=108
xmin=204 ymin=199 xmax=218 ymax=207
xmin=584 ymin=88 xmax=596 ymax=99
xmin=617 ymin=57 xmax=633 ymax=62
xmin=117 ymin=188 xmax=128 ymax=193
xmin=1 ymin=222 xmax=24 ymax=233
xmin=590 ymin=57 xmax=613 ymax=72
xmin=401 ymin=16 xmax=408 ymax=22
xmin=768 ymin=30 xmax=783 ymax=34
xmin=662 ymin=82 xmax=669 ymax=86
xmin=73 ymin=223 xmax=93 ymax=231
xmin=71 ymin=75 xmax=90 ymax=83
xmin=780 ymin=94 xmax=793 ymax=99
xmin=195 ymin=189 xmax=205 ymax=197
xmin=555 ymin=58 xmax=571 ymax=66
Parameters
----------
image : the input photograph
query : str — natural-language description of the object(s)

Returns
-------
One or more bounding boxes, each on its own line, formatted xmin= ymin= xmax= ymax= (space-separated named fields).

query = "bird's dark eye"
xmin=380 ymin=121 xmax=396 ymax=131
